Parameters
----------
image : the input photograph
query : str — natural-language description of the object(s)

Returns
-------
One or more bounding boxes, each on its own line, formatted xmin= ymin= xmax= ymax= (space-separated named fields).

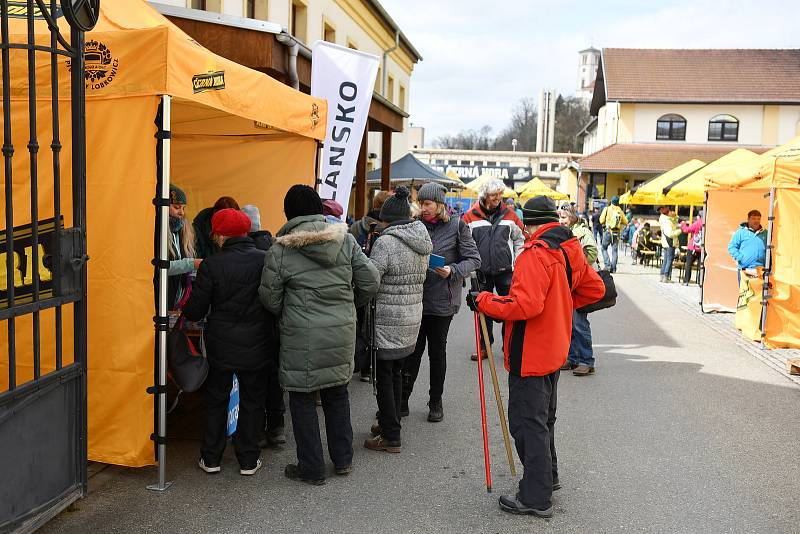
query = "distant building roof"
xmin=591 ymin=48 xmax=800 ymax=114
xmin=578 ymin=143 xmax=771 ymax=174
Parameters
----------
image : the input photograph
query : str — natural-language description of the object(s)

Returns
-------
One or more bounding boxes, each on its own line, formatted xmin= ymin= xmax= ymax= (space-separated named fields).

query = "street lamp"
xmin=511 ymin=138 xmax=518 ymax=153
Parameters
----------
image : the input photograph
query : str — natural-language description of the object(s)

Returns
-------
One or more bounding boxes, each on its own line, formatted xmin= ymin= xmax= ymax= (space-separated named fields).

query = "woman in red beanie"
xmin=183 ymin=208 xmax=279 ymax=476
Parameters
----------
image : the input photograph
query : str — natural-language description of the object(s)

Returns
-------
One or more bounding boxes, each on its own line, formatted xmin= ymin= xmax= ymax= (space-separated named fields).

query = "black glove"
xmin=466 ymin=291 xmax=480 ymax=312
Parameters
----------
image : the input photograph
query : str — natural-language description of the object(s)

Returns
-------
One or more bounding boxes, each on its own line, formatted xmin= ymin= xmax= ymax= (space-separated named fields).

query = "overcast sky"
xmin=379 ymin=0 xmax=800 ymax=143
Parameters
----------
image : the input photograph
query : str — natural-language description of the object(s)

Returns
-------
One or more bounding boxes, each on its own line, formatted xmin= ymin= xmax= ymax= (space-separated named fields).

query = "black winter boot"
xmin=427 ymin=398 xmax=443 ymax=422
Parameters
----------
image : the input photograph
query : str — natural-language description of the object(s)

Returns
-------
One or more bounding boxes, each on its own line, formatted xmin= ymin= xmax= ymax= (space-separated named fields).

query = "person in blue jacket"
xmin=727 ymin=209 xmax=767 ymax=272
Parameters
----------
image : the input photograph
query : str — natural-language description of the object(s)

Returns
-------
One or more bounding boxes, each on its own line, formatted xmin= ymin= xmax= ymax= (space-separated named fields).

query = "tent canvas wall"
xmin=1 ymin=1 xmax=326 ymax=467
xmin=703 ymin=137 xmax=800 ymax=349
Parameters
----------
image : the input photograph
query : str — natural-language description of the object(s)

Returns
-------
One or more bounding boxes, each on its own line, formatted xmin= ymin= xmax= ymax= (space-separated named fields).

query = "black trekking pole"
xmin=369 ymin=296 xmax=378 ymax=396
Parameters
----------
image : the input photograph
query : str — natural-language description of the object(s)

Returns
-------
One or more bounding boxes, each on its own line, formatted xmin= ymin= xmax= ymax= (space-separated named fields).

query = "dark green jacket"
xmin=192 ymin=207 xmax=216 ymax=259
xmin=259 ymin=215 xmax=379 ymax=392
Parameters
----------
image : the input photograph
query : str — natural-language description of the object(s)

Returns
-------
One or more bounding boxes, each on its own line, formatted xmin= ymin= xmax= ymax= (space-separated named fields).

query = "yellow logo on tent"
xmin=7 ymin=1 xmax=62 ymax=19
xmin=192 ymin=71 xmax=226 ymax=93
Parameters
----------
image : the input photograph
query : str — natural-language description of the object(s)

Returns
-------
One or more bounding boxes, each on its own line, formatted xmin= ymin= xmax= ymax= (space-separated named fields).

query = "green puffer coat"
xmin=570 ymin=220 xmax=599 ymax=265
xmin=259 ymin=215 xmax=379 ymax=392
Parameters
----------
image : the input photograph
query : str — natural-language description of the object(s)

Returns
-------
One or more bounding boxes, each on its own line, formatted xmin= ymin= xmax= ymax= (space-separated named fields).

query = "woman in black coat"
xmin=183 ymin=208 xmax=279 ymax=476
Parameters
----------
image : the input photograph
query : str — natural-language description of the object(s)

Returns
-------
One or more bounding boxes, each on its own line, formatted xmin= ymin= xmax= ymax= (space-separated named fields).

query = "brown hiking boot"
xmin=572 ymin=365 xmax=595 ymax=376
xmin=363 ymin=435 xmax=401 ymax=453
xmin=370 ymin=423 xmax=381 ymax=437
xmin=471 ymin=350 xmax=488 ymax=361
xmin=560 ymin=361 xmax=577 ymax=371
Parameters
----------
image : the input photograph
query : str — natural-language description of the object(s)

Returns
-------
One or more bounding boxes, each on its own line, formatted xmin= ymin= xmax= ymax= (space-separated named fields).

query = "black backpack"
xmin=167 ymin=315 xmax=208 ymax=392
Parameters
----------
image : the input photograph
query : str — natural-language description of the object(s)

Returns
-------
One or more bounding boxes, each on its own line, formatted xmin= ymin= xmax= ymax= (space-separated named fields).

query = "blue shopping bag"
xmin=227 ymin=374 xmax=239 ymax=436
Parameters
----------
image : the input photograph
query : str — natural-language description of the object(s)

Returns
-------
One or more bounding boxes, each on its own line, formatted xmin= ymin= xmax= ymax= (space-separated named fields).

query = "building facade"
xmin=576 ymin=48 xmax=800 ymax=207
xmin=153 ymin=0 xmax=420 ymax=164
xmin=412 ymin=148 xmax=577 ymax=191
xmin=576 ymin=47 xmax=600 ymax=101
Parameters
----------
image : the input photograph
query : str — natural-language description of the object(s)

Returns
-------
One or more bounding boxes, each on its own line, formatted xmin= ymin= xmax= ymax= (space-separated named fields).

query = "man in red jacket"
xmin=467 ymin=196 xmax=605 ymax=518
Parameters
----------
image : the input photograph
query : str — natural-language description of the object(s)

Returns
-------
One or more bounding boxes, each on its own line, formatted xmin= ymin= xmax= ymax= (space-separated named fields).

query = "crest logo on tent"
xmin=311 ymin=103 xmax=320 ymax=128
xmin=68 ymin=40 xmax=119 ymax=90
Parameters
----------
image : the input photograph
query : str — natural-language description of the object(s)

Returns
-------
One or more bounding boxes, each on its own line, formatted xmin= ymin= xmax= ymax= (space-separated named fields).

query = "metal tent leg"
xmin=148 ymin=94 xmax=173 ymax=492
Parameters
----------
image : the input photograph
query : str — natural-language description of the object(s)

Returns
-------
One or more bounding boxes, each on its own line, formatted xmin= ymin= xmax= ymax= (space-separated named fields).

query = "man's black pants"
xmin=288 ymin=384 xmax=353 ymax=480
xmin=264 ymin=355 xmax=285 ymax=431
xmin=376 ymin=358 xmax=403 ymax=441
xmin=479 ymin=271 xmax=513 ymax=349
xmin=402 ymin=314 xmax=453 ymax=402
xmin=201 ymin=364 xmax=268 ymax=469
xmin=508 ymin=370 xmax=559 ymax=509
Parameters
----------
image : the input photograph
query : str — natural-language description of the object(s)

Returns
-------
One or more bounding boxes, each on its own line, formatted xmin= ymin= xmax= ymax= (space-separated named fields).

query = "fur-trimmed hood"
xmin=276 ymin=214 xmax=349 ymax=267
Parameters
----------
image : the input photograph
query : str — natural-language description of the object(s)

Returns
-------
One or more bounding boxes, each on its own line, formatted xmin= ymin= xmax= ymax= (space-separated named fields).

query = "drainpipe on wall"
xmin=277 ymin=31 xmax=300 ymax=90
xmin=382 ymin=31 xmax=400 ymax=95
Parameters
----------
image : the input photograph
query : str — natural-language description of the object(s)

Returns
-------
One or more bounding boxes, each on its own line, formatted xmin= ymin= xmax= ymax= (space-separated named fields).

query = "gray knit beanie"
xmin=379 ymin=186 xmax=412 ymax=223
xmin=417 ymin=182 xmax=446 ymax=204
xmin=241 ymin=204 xmax=261 ymax=233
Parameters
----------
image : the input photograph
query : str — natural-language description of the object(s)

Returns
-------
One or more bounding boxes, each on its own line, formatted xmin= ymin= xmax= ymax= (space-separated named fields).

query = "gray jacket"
xmin=369 ymin=220 xmax=432 ymax=360
xmin=421 ymin=217 xmax=482 ymax=316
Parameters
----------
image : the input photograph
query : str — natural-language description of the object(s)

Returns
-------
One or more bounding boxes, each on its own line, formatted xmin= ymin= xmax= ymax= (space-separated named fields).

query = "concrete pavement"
xmin=43 ymin=263 xmax=800 ymax=533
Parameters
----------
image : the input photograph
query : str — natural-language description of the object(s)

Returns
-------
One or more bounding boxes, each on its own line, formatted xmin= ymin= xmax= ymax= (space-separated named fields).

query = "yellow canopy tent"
xmin=517 ymin=177 xmax=569 ymax=202
xmin=0 ymin=0 xmax=327 ymax=467
xmin=661 ymin=149 xmax=758 ymax=206
xmin=701 ymin=136 xmax=800 ymax=349
xmin=619 ymin=191 xmax=632 ymax=204
xmin=463 ymin=174 xmax=517 ymax=199
xmin=625 ymin=159 xmax=707 ymax=205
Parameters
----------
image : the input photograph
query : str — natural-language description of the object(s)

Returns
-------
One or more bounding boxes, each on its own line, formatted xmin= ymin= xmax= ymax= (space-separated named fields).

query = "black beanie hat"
xmin=522 ymin=196 xmax=559 ymax=226
xmin=284 ymin=184 xmax=323 ymax=221
xmin=379 ymin=186 xmax=412 ymax=223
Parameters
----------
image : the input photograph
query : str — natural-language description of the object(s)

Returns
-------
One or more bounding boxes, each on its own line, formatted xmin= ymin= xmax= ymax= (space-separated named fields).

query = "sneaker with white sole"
xmin=198 ymin=458 xmax=221 ymax=474
xmin=240 ymin=458 xmax=262 ymax=476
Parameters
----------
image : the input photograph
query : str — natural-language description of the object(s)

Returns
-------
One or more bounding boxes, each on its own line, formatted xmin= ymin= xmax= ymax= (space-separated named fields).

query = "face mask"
xmin=169 ymin=216 xmax=184 ymax=233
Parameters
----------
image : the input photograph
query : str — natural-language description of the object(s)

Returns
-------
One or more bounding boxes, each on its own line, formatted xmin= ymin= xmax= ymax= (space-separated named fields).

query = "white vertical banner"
xmin=311 ymin=41 xmax=380 ymax=217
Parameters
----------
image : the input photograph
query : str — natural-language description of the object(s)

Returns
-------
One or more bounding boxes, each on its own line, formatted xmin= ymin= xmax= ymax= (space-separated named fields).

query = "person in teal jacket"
xmin=728 ymin=209 xmax=767 ymax=270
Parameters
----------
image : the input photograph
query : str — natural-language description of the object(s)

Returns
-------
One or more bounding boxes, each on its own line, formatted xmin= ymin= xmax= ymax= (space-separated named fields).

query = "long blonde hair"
xmin=435 ymin=201 xmax=450 ymax=223
xmin=169 ymin=219 xmax=196 ymax=259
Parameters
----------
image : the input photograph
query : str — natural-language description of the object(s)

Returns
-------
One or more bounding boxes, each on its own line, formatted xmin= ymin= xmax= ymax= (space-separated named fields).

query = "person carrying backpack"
xmin=598 ymin=196 xmax=628 ymax=273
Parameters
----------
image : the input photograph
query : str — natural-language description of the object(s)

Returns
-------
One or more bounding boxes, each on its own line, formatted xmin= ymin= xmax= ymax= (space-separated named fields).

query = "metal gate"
xmin=0 ymin=1 xmax=97 ymax=532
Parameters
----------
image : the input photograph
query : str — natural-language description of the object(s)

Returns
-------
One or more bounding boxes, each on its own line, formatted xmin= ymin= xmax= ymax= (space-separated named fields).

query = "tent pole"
xmin=758 ymin=186 xmax=776 ymax=349
xmin=699 ymin=192 xmax=708 ymax=310
xmin=148 ymin=95 xmax=172 ymax=492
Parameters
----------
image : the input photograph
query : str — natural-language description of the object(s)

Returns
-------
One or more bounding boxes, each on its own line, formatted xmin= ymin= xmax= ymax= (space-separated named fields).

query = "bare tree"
xmin=494 ymin=98 xmax=537 ymax=151
xmin=553 ymin=96 xmax=590 ymax=153
xmin=433 ymin=125 xmax=494 ymax=150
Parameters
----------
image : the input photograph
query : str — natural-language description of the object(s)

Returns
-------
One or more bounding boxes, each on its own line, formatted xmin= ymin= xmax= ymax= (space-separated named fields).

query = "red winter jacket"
xmin=476 ymin=222 xmax=605 ymax=377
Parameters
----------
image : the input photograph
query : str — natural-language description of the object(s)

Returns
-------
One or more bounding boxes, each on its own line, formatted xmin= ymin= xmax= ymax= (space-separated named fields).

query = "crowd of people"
xmin=165 ymin=178 xmax=612 ymax=518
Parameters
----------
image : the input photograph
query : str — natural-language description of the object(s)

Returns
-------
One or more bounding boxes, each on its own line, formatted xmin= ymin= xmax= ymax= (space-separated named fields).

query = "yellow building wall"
xmin=762 ymin=105 xmax=780 ymax=146
xmin=617 ymin=103 xmax=635 ymax=143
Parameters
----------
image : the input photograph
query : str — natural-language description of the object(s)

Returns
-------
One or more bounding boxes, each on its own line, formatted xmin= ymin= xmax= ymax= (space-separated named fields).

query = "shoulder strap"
xmin=557 ymin=246 xmax=574 ymax=291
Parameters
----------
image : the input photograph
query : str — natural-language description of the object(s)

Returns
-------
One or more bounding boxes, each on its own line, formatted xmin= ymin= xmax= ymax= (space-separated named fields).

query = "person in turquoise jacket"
xmin=727 ymin=209 xmax=767 ymax=270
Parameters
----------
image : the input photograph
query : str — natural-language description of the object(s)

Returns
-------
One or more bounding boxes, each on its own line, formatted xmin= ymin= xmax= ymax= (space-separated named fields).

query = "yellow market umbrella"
xmin=626 ymin=159 xmax=707 ymax=205
xmin=663 ymin=149 xmax=759 ymax=205
xmin=517 ymin=177 xmax=569 ymax=201
xmin=619 ymin=191 xmax=632 ymax=204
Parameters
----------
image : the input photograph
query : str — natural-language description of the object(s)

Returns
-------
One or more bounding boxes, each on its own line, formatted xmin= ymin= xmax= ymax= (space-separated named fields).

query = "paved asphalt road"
xmin=43 ymin=264 xmax=800 ymax=533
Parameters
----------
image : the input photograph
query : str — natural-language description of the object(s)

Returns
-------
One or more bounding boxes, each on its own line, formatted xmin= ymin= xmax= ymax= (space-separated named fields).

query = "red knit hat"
xmin=211 ymin=208 xmax=251 ymax=237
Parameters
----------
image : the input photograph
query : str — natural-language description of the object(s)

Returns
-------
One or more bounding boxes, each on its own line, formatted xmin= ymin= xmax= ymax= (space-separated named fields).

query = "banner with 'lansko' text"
xmin=311 ymin=41 xmax=380 ymax=218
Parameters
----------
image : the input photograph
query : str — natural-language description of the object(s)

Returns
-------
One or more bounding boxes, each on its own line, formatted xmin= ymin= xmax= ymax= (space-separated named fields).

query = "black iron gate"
xmin=0 ymin=1 xmax=97 ymax=532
